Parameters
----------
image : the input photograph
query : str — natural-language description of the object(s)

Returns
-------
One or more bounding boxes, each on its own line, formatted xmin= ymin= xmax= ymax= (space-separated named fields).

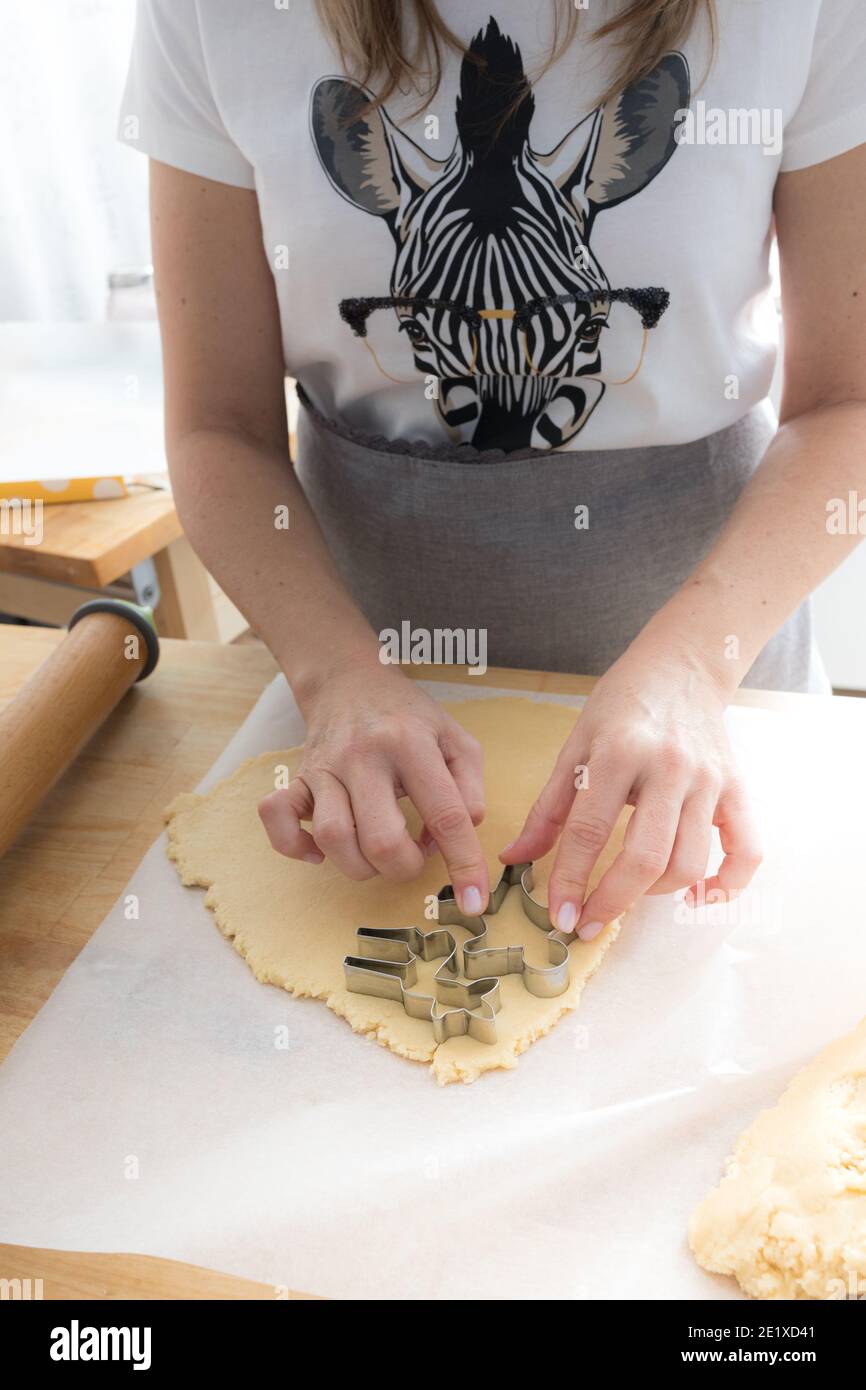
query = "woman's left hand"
xmin=501 ymin=637 xmax=762 ymax=940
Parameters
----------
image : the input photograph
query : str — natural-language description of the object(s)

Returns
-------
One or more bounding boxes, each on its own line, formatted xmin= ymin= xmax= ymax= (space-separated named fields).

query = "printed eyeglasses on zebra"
xmin=338 ymin=286 xmax=670 ymax=383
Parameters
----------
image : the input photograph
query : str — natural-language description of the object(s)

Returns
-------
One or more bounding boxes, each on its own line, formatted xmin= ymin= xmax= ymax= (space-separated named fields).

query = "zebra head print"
xmin=311 ymin=18 xmax=689 ymax=451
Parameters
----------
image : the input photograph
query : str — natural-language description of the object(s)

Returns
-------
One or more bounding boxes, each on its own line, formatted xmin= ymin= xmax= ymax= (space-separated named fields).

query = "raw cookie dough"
xmin=165 ymin=697 xmax=628 ymax=1085
xmin=690 ymin=1017 xmax=866 ymax=1299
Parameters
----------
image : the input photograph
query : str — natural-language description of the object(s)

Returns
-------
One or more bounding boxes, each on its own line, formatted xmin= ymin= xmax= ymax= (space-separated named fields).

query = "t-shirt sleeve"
xmin=781 ymin=0 xmax=866 ymax=171
xmin=117 ymin=0 xmax=255 ymax=189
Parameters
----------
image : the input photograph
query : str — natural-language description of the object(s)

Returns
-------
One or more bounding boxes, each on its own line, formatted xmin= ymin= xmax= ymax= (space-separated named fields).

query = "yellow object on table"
xmin=0 ymin=478 xmax=128 ymax=503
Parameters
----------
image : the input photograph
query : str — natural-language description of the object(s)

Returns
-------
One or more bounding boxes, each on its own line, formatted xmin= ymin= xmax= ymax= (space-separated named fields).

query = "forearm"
xmin=168 ymin=427 xmax=383 ymax=708
xmin=634 ymin=401 xmax=866 ymax=695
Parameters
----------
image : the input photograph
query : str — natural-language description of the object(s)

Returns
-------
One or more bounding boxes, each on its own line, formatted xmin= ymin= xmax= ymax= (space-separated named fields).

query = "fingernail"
xmin=461 ymin=885 xmax=483 ymax=915
xmin=501 ymin=839 xmax=517 ymax=853
xmin=556 ymin=901 xmax=578 ymax=933
xmin=303 ymin=852 xmax=324 ymax=864
xmin=425 ymin=839 xmax=439 ymax=858
xmin=578 ymin=920 xmax=604 ymax=942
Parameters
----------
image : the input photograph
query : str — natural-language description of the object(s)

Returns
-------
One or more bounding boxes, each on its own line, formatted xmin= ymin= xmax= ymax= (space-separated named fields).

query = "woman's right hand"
xmin=258 ymin=659 xmax=490 ymax=913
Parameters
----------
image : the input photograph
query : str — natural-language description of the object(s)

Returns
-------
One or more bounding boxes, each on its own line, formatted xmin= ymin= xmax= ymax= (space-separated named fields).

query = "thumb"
xmin=258 ymin=775 xmax=322 ymax=861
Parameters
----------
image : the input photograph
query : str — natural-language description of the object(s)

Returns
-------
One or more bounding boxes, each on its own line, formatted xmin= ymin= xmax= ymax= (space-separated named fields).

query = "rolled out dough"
xmin=165 ymin=697 xmax=628 ymax=1085
xmin=690 ymin=1017 xmax=866 ymax=1299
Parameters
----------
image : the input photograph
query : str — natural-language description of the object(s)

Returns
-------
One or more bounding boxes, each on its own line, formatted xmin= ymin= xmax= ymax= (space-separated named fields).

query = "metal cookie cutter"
xmin=343 ymin=862 xmax=576 ymax=1046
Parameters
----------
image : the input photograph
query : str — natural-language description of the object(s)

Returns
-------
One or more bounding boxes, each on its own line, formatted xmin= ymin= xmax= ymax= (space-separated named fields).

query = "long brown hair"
xmin=314 ymin=0 xmax=716 ymax=115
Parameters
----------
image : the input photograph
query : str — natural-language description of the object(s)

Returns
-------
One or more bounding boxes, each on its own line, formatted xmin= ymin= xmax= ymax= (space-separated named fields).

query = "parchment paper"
xmin=1 ymin=676 xmax=864 ymax=1301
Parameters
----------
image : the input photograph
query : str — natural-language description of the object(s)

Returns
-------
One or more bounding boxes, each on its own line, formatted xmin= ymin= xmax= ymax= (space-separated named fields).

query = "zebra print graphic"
xmin=311 ymin=17 xmax=689 ymax=452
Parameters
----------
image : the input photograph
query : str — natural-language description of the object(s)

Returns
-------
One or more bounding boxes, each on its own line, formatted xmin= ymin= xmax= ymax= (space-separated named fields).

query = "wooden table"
xmin=0 ymin=627 xmax=286 ymax=1297
xmin=0 ymin=485 xmax=246 ymax=641
xmin=0 ymin=318 xmax=301 ymax=641
xmin=0 ymin=630 xmax=856 ymax=1297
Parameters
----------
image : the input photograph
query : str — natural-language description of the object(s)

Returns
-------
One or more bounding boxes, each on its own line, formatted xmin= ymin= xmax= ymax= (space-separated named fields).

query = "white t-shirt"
xmin=120 ymin=0 xmax=866 ymax=454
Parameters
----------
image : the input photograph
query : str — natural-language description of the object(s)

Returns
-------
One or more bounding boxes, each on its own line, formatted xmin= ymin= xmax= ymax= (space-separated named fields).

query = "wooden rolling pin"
xmin=0 ymin=599 xmax=160 ymax=857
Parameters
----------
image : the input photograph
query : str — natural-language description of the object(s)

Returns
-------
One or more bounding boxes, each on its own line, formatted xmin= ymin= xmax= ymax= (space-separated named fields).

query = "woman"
xmin=121 ymin=0 xmax=866 ymax=938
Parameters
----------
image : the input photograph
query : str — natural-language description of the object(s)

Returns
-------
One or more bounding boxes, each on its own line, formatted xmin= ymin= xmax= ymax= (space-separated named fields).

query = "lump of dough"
xmin=689 ymin=1016 xmax=866 ymax=1299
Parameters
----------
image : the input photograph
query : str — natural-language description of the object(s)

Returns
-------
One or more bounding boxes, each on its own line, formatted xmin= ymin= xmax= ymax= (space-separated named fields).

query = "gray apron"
xmin=294 ymin=387 xmax=829 ymax=694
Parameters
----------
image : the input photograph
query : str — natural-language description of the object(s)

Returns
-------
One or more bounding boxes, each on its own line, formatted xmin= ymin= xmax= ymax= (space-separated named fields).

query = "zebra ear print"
xmin=534 ymin=107 xmax=600 ymax=231
xmin=580 ymin=52 xmax=691 ymax=222
xmin=309 ymin=77 xmax=444 ymax=228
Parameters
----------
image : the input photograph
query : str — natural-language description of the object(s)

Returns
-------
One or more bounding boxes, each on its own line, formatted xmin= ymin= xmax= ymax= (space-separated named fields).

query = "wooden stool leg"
xmin=153 ymin=538 xmax=220 ymax=640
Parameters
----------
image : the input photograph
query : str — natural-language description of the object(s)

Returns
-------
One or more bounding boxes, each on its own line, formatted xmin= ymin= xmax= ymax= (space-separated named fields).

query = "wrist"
xmin=287 ymin=635 xmax=394 ymax=716
xmin=633 ymin=576 xmax=751 ymax=702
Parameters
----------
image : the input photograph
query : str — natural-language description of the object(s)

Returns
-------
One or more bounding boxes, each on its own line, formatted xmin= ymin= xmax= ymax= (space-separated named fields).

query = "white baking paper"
xmin=1 ymin=677 xmax=865 ymax=1301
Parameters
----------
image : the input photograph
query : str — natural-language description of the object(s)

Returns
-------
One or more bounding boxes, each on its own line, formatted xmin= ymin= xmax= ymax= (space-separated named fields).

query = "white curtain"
xmin=0 ymin=0 xmax=150 ymax=321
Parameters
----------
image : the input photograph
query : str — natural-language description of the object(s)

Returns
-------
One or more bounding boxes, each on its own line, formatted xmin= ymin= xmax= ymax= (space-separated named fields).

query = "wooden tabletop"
xmin=0 ymin=485 xmax=181 ymax=588
xmin=0 ymin=627 xmax=859 ymax=1297
xmin=0 ymin=626 xmax=282 ymax=1299
xmin=0 ymin=628 xmax=279 ymax=1060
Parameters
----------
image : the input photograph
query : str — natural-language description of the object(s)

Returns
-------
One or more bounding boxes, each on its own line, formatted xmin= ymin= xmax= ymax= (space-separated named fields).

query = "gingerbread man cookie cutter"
xmin=343 ymin=861 xmax=576 ymax=1045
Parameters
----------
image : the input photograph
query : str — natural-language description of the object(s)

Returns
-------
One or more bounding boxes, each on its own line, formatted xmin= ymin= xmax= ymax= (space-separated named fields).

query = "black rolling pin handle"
xmin=67 ymin=598 xmax=160 ymax=682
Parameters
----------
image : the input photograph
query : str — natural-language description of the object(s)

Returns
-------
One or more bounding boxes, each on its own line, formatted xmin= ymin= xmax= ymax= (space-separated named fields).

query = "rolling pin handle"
xmin=0 ymin=599 xmax=162 ymax=857
xmin=68 ymin=598 xmax=160 ymax=681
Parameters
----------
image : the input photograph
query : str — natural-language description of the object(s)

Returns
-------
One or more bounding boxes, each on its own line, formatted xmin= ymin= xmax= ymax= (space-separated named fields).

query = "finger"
xmin=546 ymin=753 xmax=633 ymax=934
xmin=401 ymin=755 xmax=489 ymax=915
xmin=571 ymin=774 xmax=684 ymax=939
xmin=441 ymin=730 xmax=486 ymax=827
xmin=311 ymin=772 xmax=376 ymax=881
xmin=415 ymin=823 xmax=442 ymax=857
xmin=690 ymin=779 xmax=762 ymax=905
xmin=501 ymin=732 xmax=590 ymax=864
xmin=258 ymin=777 xmax=323 ymax=863
xmin=433 ymin=736 xmax=485 ymax=865
xmin=346 ymin=764 xmax=425 ymax=882
xmin=645 ymin=787 xmax=715 ymax=895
